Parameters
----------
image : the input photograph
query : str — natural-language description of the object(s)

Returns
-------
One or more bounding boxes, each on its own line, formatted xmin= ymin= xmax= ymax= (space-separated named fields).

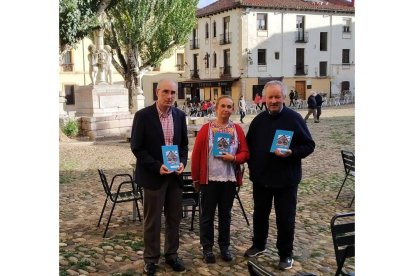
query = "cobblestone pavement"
xmin=59 ymin=104 xmax=355 ymax=276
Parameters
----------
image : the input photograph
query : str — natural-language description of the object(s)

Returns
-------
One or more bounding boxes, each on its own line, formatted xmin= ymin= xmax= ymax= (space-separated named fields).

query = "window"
xmin=274 ymin=52 xmax=280 ymax=60
xmin=176 ymin=53 xmax=184 ymax=70
xmin=258 ymin=49 xmax=266 ymax=65
xmin=342 ymin=49 xmax=350 ymax=64
xmin=62 ymin=51 xmax=73 ymax=71
xmin=257 ymin=13 xmax=267 ymax=30
xmin=64 ymin=85 xmax=75 ymax=105
xmin=343 ymin=18 xmax=351 ymax=33
xmin=213 ymin=52 xmax=217 ymax=68
xmin=320 ymin=32 xmax=327 ymax=51
xmin=153 ymin=82 xmax=158 ymax=101
xmin=204 ymin=53 xmax=210 ymax=68
xmin=205 ymin=22 xmax=209 ymax=39
xmin=213 ymin=21 xmax=216 ymax=37
xmin=319 ymin=61 xmax=327 ymax=76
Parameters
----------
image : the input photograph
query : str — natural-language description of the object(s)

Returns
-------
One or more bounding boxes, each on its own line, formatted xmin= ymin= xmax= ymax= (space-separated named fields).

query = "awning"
xmin=257 ymin=76 xmax=284 ymax=85
xmin=180 ymin=77 xmax=239 ymax=88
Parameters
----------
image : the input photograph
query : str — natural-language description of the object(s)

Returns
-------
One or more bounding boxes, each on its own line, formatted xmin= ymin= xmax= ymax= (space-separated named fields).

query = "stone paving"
xmin=59 ymin=104 xmax=355 ymax=276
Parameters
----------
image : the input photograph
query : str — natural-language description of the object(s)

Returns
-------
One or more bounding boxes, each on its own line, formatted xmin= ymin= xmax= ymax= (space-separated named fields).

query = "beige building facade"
xmin=182 ymin=0 xmax=355 ymax=106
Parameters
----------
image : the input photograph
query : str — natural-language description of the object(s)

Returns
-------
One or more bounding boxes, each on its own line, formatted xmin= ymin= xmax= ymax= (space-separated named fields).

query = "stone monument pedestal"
xmin=75 ymin=84 xmax=134 ymax=140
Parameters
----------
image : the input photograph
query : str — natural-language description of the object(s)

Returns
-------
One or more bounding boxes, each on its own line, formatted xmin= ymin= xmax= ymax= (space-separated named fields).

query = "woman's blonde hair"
xmin=215 ymin=95 xmax=234 ymax=108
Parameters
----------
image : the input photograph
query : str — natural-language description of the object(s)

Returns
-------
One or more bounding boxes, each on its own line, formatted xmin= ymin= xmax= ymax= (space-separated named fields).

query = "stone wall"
xmin=80 ymin=113 xmax=134 ymax=140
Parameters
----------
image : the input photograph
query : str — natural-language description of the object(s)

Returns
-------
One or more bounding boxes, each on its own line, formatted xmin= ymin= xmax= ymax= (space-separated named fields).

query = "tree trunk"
xmin=126 ymin=48 xmax=139 ymax=109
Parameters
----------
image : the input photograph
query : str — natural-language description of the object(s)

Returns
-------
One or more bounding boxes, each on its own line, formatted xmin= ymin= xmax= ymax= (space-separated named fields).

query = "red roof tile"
xmin=197 ymin=0 xmax=354 ymax=17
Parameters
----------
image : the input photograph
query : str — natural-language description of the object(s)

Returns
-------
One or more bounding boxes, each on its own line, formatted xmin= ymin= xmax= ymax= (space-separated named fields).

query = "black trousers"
xmin=200 ymin=181 xmax=236 ymax=251
xmin=316 ymin=106 xmax=322 ymax=120
xmin=240 ymin=110 xmax=246 ymax=122
xmin=251 ymin=184 xmax=298 ymax=259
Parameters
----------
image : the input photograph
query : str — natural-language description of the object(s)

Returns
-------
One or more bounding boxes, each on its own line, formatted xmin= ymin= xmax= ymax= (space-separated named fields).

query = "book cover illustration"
xmin=162 ymin=145 xmax=180 ymax=171
xmin=270 ymin=130 xmax=294 ymax=153
xmin=212 ymin=132 xmax=232 ymax=157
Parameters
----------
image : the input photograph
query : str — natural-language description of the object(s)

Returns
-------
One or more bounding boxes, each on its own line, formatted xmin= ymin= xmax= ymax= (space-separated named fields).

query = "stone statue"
xmin=88 ymin=44 xmax=98 ymax=85
xmin=104 ymin=45 xmax=113 ymax=84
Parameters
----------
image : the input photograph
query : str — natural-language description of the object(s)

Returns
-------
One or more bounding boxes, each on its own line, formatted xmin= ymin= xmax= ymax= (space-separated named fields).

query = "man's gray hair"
xmin=262 ymin=80 xmax=287 ymax=97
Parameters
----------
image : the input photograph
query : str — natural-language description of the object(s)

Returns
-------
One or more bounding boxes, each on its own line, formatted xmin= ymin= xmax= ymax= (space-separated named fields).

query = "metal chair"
xmin=97 ymin=169 xmax=142 ymax=238
xmin=181 ymin=172 xmax=199 ymax=231
xmin=330 ymin=212 xmax=355 ymax=276
xmin=235 ymin=164 xmax=250 ymax=226
xmin=247 ymin=261 xmax=276 ymax=276
xmin=336 ymin=150 xmax=355 ymax=207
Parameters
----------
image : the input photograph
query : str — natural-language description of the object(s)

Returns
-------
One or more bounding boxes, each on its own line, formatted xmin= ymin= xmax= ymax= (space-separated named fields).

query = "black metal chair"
xmin=235 ymin=164 xmax=250 ymax=226
xmin=330 ymin=212 xmax=355 ymax=276
xmin=336 ymin=150 xmax=355 ymax=207
xmin=247 ymin=261 xmax=276 ymax=276
xmin=181 ymin=172 xmax=199 ymax=231
xmin=97 ymin=169 xmax=142 ymax=238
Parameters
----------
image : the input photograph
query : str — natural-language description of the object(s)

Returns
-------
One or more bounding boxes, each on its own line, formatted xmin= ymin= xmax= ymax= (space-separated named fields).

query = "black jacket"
xmin=246 ymin=107 xmax=315 ymax=188
xmin=307 ymin=95 xmax=317 ymax=109
xmin=130 ymin=103 xmax=189 ymax=190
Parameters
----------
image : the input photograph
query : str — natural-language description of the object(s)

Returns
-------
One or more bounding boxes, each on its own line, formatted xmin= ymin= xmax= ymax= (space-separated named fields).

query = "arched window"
xmin=213 ymin=21 xmax=216 ymax=37
xmin=213 ymin=52 xmax=217 ymax=68
xmin=205 ymin=22 xmax=209 ymax=39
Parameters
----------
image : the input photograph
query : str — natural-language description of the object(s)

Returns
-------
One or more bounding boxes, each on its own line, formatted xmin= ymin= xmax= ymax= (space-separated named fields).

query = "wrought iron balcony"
xmin=294 ymin=65 xmax=308 ymax=76
xmin=190 ymin=39 xmax=199 ymax=49
xmin=61 ymin=63 xmax=74 ymax=72
xmin=219 ymin=33 xmax=232 ymax=45
xmin=190 ymin=69 xmax=199 ymax=79
xmin=219 ymin=66 xmax=231 ymax=77
xmin=295 ymin=32 xmax=309 ymax=43
xmin=176 ymin=64 xmax=184 ymax=71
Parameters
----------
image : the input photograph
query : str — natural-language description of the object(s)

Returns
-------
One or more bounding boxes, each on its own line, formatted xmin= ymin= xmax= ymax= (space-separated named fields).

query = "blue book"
xmin=212 ymin=132 xmax=232 ymax=157
xmin=270 ymin=130 xmax=294 ymax=153
xmin=161 ymin=145 xmax=180 ymax=171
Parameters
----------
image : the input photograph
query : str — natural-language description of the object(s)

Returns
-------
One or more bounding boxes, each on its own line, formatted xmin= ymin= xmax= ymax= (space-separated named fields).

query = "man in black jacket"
xmin=130 ymin=79 xmax=188 ymax=275
xmin=244 ymin=80 xmax=315 ymax=271
xmin=304 ymin=91 xmax=319 ymax=123
xmin=315 ymin=92 xmax=324 ymax=121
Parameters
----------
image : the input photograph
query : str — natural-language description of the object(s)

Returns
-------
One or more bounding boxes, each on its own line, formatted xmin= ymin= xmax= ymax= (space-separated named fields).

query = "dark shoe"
xmin=244 ymin=246 xmax=266 ymax=257
xmin=220 ymin=249 xmax=233 ymax=262
xmin=203 ymin=251 xmax=216 ymax=263
xmin=278 ymin=256 xmax=294 ymax=270
xmin=314 ymin=120 xmax=320 ymax=123
xmin=165 ymin=257 xmax=186 ymax=272
xmin=144 ymin=262 xmax=156 ymax=275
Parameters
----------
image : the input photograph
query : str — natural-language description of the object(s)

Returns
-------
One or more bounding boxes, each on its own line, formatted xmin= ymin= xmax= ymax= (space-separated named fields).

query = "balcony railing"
xmin=219 ymin=66 xmax=231 ymax=77
xmin=176 ymin=64 xmax=184 ymax=71
xmin=190 ymin=39 xmax=199 ymax=49
xmin=219 ymin=32 xmax=232 ymax=45
xmin=61 ymin=63 xmax=74 ymax=72
xmin=295 ymin=32 xmax=309 ymax=43
xmin=190 ymin=69 xmax=199 ymax=79
xmin=294 ymin=65 xmax=308 ymax=76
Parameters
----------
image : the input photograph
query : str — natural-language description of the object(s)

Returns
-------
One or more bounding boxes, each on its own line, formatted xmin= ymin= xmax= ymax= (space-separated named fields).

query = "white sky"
xmin=198 ymin=0 xmax=215 ymax=8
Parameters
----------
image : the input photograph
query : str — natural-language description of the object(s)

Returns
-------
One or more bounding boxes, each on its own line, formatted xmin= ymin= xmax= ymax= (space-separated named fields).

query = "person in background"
xmin=191 ymin=95 xmax=250 ymax=264
xmin=289 ymin=90 xmax=295 ymax=107
xmin=238 ymin=95 xmax=247 ymax=124
xmin=244 ymin=80 xmax=315 ymax=271
xmin=304 ymin=91 xmax=319 ymax=123
xmin=315 ymin=92 xmax=324 ymax=121
xmin=130 ymin=79 xmax=188 ymax=275
xmin=254 ymin=93 xmax=262 ymax=111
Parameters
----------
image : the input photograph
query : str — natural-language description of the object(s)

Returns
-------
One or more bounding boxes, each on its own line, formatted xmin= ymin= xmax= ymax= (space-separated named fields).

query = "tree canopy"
xmin=59 ymin=0 xmax=116 ymax=53
xmin=104 ymin=0 xmax=198 ymax=108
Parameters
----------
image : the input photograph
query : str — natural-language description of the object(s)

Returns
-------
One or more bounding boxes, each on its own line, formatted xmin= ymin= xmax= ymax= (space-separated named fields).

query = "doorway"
xmin=295 ymin=81 xmax=306 ymax=100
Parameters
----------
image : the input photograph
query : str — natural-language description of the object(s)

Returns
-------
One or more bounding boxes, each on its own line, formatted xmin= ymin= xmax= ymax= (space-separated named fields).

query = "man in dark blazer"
xmin=130 ymin=79 xmax=188 ymax=275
